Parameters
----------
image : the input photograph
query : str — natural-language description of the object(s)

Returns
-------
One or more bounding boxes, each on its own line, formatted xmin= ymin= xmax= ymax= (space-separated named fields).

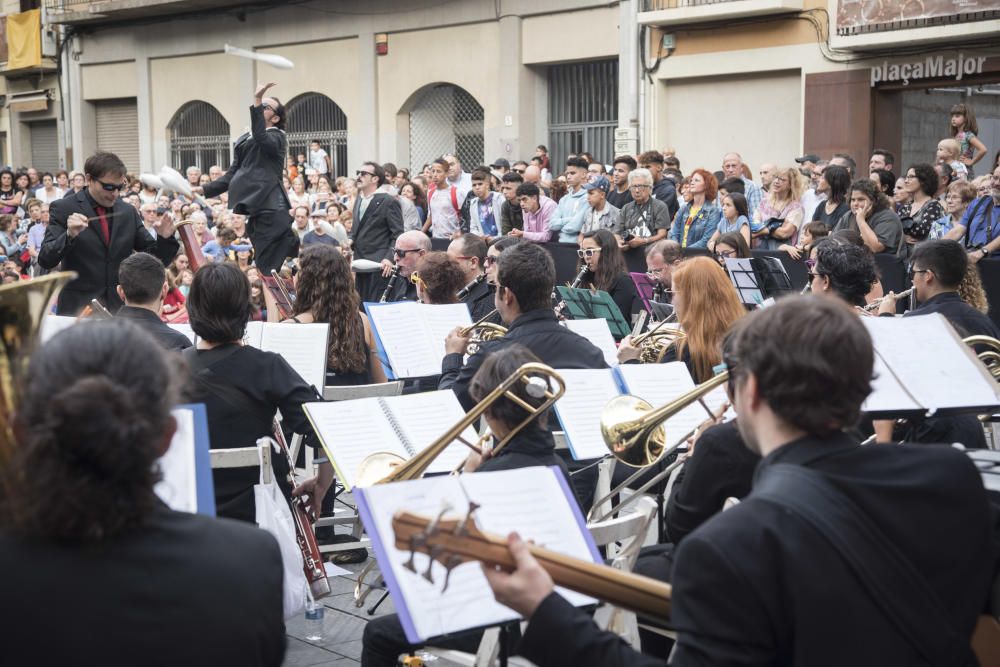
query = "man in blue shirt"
xmin=945 ymin=164 xmax=1000 ymax=263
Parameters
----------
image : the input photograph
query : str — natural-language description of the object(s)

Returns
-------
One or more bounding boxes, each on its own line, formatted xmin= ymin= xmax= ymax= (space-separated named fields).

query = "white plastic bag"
xmin=255 ymin=444 xmax=308 ymax=620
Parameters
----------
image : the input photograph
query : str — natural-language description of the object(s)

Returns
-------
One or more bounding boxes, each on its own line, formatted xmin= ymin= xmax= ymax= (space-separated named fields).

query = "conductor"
xmin=200 ymin=82 xmax=300 ymax=274
xmin=39 ymin=151 xmax=179 ymax=315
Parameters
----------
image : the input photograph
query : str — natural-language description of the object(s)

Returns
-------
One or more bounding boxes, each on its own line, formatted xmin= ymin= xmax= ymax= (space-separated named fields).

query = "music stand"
xmin=724 ymin=258 xmax=763 ymax=306
xmin=751 ymin=255 xmax=795 ymax=298
xmin=629 ymin=272 xmax=656 ymax=314
xmin=650 ymin=302 xmax=674 ymax=322
xmin=556 ymin=286 xmax=631 ymax=339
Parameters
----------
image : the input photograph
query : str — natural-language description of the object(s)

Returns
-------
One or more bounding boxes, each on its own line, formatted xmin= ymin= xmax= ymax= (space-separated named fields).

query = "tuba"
xmin=0 ymin=272 xmax=76 ymax=468
xmin=354 ymin=363 xmax=564 ymax=487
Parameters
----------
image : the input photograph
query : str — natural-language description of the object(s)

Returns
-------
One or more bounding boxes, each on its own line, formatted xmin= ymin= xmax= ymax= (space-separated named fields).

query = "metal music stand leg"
xmin=499 ymin=623 xmax=509 ymax=667
xmin=367 ymin=590 xmax=391 ymax=615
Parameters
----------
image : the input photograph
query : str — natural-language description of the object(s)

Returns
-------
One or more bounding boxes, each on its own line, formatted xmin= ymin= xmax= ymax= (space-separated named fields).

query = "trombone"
xmin=588 ymin=372 xmax=730 ymax=524
xmin=352 ymin=363 xmax=565 ymax=608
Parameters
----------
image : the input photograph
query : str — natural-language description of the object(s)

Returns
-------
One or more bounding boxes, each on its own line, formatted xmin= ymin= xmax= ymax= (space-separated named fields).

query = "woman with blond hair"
xmin=618 ymin=256 xmax=745 ymax=382
xmin=958 ymin=262 xmax=989 ymax=315
xmin=753 ymin=165 xmax=805 ymax=250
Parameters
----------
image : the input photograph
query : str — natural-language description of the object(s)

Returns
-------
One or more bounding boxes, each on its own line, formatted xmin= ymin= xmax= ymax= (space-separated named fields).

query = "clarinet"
xmin=456 ymin=274 xmax=485 ymax=300
xmin=652 ymin=282 xmax=665 ymax=303
xmin=379 ymin=265 xmax=401 ymax=303
xmin=554 ymin=267 xmax=591 ymax=318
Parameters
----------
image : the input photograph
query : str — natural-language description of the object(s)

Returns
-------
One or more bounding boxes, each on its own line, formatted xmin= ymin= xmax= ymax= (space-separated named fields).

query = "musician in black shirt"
xmin=115 ymin=252 xmax=191 ymax=351
xmin=184 ymin=262 xmax=331 ymax=522
xmin=448 ymin=233 xmax=495 ymax=320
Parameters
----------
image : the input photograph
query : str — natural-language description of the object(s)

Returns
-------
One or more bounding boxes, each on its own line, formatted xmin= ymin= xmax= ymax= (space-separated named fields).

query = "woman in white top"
xmin=287 ymin=176 xmax=310 ymax=209
xmin=33 ymin=173 xmax=64 ymax=205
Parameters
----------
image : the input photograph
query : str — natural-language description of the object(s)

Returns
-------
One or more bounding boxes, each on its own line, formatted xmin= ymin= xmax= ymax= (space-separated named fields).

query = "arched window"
xmin=408 ymin=84 xmax=483 ymax=172
xmin=168 ymin=101 xmax=231 ymax=171
xmin=286 ymin=93 xmax=348 ymax=178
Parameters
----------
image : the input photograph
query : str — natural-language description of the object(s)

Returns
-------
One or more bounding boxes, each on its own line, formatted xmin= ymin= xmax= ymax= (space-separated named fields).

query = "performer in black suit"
xmin=38 ymin=151 xmax=179 ymax=315
xmin=448 ymin=233 xmax=496 ymax=321
xmin=0 ymin=321 xmax=285 ymax=666
xmin=200 ymin=82 xmax=299 ymax=275
xmin=484 ymin=296 xmax=996 ymax=667
xmin=115 ymin=252 xmax=192 ymax=351
xmin=352 ymin=162 xmax=404 ymax=301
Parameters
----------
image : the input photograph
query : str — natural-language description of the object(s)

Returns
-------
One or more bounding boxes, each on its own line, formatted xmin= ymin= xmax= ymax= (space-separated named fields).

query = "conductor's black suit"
xmin=39 ymin=189 xmax=179 ymax=315
xmin=203 ymin=105 xmax=299 ymax=274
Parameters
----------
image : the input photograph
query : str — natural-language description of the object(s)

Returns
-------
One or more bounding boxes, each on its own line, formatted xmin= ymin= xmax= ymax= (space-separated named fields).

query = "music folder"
xmin=861 ymin=313 xmax=1000 ymax=418
xmin=355 ymin=467 xmax=601 ymax=644
xmin=303 ymin=390 xmax=479 ymax=490
xmin=155 ymin=404 xmax=215 ymax=516
xmin=555 ymin=286 xmax=631 ymax=340
xmin=364 ymin=301 xmax=473 ymax=379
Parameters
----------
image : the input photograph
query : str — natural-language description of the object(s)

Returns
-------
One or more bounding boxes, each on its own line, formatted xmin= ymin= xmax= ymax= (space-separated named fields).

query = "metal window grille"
xmin=285 ymin=92 xmax=349 ymax=178
xmin=408 ymin=84 xmax=484 ymax=172
xmin=548 ymin=59 xmax=618 ymax=168
xmin=169 ymin=101 xmax=231 ymax=171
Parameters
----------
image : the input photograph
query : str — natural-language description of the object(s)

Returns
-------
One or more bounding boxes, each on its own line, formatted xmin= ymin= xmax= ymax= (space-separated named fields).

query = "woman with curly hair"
xmin=285 ymin=244 xmax=387 ymax=386
xmin=411 ymin=251 xmax=466 ymax=305
xmin=833 ymin=178 xmax=904 ymax=256
xmin=958 ymin=262 xmax=990 ymax=315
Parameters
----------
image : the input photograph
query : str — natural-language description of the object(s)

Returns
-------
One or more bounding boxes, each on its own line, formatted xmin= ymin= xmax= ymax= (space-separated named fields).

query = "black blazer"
xmin=39 ymin=190 xmax=179 ymax=315
xmin=517 ymin=433 xmax=996 ymax=667
xmin=203 ymin=105 xmax=288 ymax=214
xmin=116 ymin=306 xmax=192 ymax=351
xmin=350 ymin=192 xmax=403 ymax=263
xmin=0 ymin=503 xmax=286 ymax=666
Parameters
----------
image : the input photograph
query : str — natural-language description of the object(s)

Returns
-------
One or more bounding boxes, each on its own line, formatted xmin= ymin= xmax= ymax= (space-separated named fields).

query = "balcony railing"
xmin=43 ymin=0 xmax=255 ymax=25
xmin=642 ymin=0 xmax=745 ymax=7
xmin=639 ymin=0 xmax=803 ymax=26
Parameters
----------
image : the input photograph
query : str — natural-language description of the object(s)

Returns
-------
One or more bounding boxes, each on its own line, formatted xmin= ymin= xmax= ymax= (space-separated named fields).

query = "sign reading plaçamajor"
xmin=870 ymin=53 xmax=986 ymax=87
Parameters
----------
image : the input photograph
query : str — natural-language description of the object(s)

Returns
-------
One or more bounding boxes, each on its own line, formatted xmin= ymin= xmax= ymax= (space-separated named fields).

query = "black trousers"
xmin=361 ymin=614 xmax=518 ymax=667
xmin=248 ymin=208 xmax=299 ymax=275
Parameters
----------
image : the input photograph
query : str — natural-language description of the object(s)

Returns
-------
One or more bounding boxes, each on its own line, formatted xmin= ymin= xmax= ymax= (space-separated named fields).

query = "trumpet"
xmin=588 ymin=372 xmax=730 ymax=523
xmin=354 ymin=362 xmax=565 ymax=487
xmin=629 ymin=317 xmax=684 ymax=364
xmin=863 ymin=288 xmax=912 ymax=312
xmin=459 ymin=309 xmax=508 ymax=355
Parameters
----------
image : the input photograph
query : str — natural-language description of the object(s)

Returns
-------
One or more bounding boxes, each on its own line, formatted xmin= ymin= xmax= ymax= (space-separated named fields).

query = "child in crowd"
xmin=950 ymin=103 xmax=987 ymax=176
xmin=709 ymin=192 xmax=751 ymax=249
xmin=778 ymin=220 xmax=829 ymax=260
xmin=937 ymin=138 xmax=969 ymax=180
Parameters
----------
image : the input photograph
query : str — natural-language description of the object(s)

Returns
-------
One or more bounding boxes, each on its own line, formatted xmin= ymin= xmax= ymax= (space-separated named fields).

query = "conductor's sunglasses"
xmin=95 ymin=179 xmax=128 ymax=192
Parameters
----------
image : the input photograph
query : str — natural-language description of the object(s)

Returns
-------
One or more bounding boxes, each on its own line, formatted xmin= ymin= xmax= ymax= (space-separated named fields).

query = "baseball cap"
xmin=795 ymin=153 xmax=821 ymax=164
xmin=583 ymin=176 xmax=611 ymax=195
xmin=310 ymin=208 xmax=327 ymax=217
xmin=490 ymin=158 xmax=511 ymax=170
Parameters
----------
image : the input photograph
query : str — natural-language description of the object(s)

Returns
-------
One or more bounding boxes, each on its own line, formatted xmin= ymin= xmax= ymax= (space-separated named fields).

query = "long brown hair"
xmin=582 ymin=229 xmax=627 ymax=292
xmin=293 ymin=245 xmax=366 ymax=374
xmin=672 ymin=256 xmax=746 ymax=382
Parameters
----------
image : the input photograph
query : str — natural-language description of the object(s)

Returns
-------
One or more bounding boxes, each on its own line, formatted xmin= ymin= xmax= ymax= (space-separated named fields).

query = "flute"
xmin=864 ymin=288 xmax=913 ymax=312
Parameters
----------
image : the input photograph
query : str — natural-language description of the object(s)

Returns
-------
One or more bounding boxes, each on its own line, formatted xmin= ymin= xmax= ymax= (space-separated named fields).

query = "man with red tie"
xmin=39 ymin=151 xmax=179 ymax=315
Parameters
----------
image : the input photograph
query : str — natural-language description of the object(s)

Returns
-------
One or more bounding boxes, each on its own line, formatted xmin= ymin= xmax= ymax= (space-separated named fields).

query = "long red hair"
xmin=672 ymin=256 xmax=745 ymax=382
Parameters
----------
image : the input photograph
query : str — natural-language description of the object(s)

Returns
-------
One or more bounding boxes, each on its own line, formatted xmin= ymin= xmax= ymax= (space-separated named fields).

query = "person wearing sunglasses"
xmin=199 ymin=81 xmax=300 ymax=276
xmin=39 ymin=151 xmax=180 ymax=315
xmin=381 ymin=230 xmax=430 ymax=302
xmin=807 ymin=237 xmax=878 ymax=309
xmin=578 ymin=229 xmax=640 ymax=333
xmin=349 ymin=161 xmax=404 ymax=301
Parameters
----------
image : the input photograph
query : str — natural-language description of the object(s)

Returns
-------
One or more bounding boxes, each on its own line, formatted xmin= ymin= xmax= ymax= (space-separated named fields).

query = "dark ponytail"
xmin=3 ymin=321 xmax=177 ymax=541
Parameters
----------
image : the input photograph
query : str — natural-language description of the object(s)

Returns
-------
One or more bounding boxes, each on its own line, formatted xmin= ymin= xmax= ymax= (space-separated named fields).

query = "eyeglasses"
xmin=908 ymin=268 xmax=929 ymax=279
xmin=356 ymin=170 xmax=376 ymax=178
xmin=261 ymin=103 xmax=273 ymax=111
xmin=904 ymin=174 xmax=917 ymax=180
xmin=513 ymin=169 xmax=526 ymax=174
xmin=95 ymin=179 xmax=127 ymax=192
xmin=629 ymin=184 xmax=652 ymax=190
xmin=577 ymin=248 xmax=601 ymax=259
xmin=393 ymin=247 xmax=421 ymax=258
xmin=409 ymin=271 xmax=427 ymax=289
xmin=807 ymin=271 xmax=826 ymax=280
xmin=452 ymin=255 xmax=475 ymax=262
xmin=715 ymin=249 xmax=736 ymax=260
xmin=484 ymin=255 xmax=499 ymax=267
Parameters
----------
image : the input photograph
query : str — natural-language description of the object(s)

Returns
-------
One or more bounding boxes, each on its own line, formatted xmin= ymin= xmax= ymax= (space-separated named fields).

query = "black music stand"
xmin=751 ymin=255 xmax=795 ymax=298
xmin=556 ymin=286 xmax=631 ymax=339
xmin=724 ymin=258 xmax=764 ymax=306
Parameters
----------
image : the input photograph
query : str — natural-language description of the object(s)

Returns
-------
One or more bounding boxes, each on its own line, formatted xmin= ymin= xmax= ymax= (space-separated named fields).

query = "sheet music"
xmin=40 ymin=314 xmax=77 ymax=343
xmin=381 ymin=390 xmax=478 ymax=474
xmin=863 ymin=314 xmax=1000 ymax=412
xmin=563 ymin=318 xmax=620 ymax=367
xmin=357 ymin=467 xmax=598 ymax=643
xmin=724 ymin=257 xmax=762 ymax=306
xmin=863 ymin=352 xmax=921 ymax=413
xmin=259 ymin=322 xmax=329 ymax=393
xmin=167 ymin=322 xmax=196 ymax=344
xmin=242 ymin=320 xmax=265 ymax=348
xmin=552 ymin=368 xmax=624 ymax=460
xmin=155 ymin=408 xmax=198 ymax=513
xmin=303 ymin=400 xmax=408 ymax=490
xmin=420 ymin=303 xmax=473 ymax=366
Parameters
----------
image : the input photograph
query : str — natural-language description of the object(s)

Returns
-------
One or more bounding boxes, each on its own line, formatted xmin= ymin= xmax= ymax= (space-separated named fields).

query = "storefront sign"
xmin=870 ymin=53 xmax=986 ymax=87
